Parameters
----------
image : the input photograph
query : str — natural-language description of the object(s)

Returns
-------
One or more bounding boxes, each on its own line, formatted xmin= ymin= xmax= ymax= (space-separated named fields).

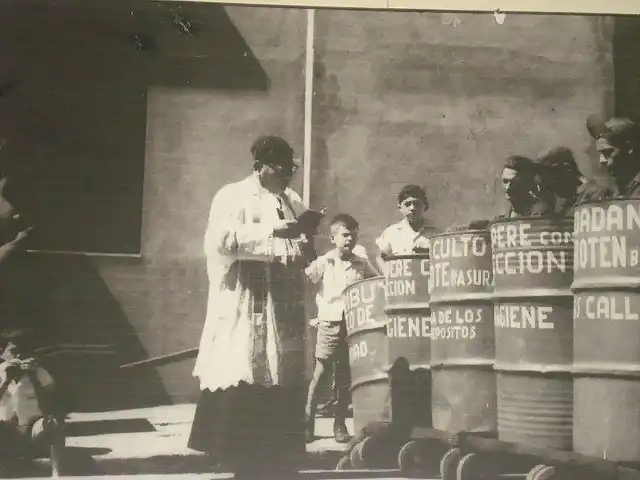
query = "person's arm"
xmin=0 ymin=377 xmax=10 ymax=401
xmin=304 ymin=256 xmax=325 ymax=285
xmin=374 ymin=244 xmax=389 ymax=275
xmin=575 ymin=180 xmax=613 ymax=204
xmin=0 ymin=227 xmax=32 ymax=266
xmin=27 ymin=366 xmax=62 ymax=418
xmin=204 ymin=184 xmax=297 ymax=263
xmin=373 ymin=229 xmax=392 ymax=274
xmin=364 ymin=257 xmax=381 ymax=278
xmin=0 ymin=361 xmax=21 ymax=401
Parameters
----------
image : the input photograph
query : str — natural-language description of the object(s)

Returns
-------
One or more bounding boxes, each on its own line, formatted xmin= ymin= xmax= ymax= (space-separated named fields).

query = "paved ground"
xmin=9 ymin=404 xmax=388 ymax=478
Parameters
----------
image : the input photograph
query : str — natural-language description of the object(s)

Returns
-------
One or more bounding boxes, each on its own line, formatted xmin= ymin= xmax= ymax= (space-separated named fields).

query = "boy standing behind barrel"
xmin=374 ymin=185 xmax=434 ymax=272
xmin=304 ymin=214 xmax=379 ymax=444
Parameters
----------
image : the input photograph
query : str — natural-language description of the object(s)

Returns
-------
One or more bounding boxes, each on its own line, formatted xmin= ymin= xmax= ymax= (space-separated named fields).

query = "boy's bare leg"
xmin=305 ymin=360 xmax=329 ymax=443
xmin=333 ymin=354 xmax=351 ymax=444
xmin=32 ymin=416 xmax=66 ymax=477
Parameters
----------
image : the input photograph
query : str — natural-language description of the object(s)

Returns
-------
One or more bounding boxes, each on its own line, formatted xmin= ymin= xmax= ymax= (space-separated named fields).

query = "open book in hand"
xmin=297 ymin=207 xmax=326 ymax=235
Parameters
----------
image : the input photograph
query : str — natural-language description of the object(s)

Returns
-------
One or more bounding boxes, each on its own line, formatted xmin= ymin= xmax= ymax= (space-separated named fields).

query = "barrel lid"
xmin=384 ymin=253 xmax=430 ymax=261
xmin=489 ymin=215 xmax=572 ymax=226
xmin=430 ymin=229 xmax=489 ymax=239
xmin=491 ymin=288 xmax=572 ymax=299
xmin=430 ymin=292 xmax=494 ymax=303
xmin=574 ymin=196 xmax=640 ymax=208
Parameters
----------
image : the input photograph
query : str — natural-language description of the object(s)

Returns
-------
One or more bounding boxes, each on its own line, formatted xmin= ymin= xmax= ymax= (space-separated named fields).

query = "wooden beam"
xmin=120 ymin=347 xmax=198 ymax=369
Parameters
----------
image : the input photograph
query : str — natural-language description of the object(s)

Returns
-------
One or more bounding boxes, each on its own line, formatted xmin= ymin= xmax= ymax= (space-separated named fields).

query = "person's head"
xmin=501 ymin=155 xmax=537 ymax=204
xmin=250 ymin=135 xmax=298 ymax=193
xmin=329 ymin=213 xmax=359 ymax=254
xmin=536 ymin=147 xmax=583 ymax=197
xmin=0 ymin=328 xmax=35 ymax=362
xmin=397 ymin=185 xmax=428 ymax=224
xmin=587 ymin=115 xmax=639 ymax=184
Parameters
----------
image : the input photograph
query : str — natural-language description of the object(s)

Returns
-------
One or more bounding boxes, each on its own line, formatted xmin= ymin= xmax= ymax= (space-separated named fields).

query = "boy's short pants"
xmin=315 ymin=320 xmax=348 ymax=362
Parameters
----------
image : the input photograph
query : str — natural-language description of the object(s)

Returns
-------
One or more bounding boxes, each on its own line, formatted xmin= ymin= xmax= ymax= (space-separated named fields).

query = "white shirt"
xmin=0 ymin=363 xmax=54 ymax=425
xmin=375 ymin=219 xmax=433 ymax=256
xmin=305 ymin=247 xmax=379 ymax=322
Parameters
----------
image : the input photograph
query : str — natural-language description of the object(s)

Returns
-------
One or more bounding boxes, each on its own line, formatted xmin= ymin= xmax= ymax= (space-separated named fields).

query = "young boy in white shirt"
xmin=375 ymin=185 xmax=434 ymax=272
xmin=304 ymin=214 xmax=379 ymax=444
xmin=0 ymin=329 xmax=65 ymax=474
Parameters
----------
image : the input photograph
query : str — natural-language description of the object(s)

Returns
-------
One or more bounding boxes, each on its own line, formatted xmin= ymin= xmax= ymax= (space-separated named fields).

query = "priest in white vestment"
xmin=188 ymin=136 xmax=313 ymax=478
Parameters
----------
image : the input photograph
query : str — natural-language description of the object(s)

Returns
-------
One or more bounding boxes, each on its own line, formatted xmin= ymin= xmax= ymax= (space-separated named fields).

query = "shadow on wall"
xmin=0 ymin=252 xmax=171 ymax=412
xmin=310 ymin=51 xmax=356 ymax=252
xmin=0 ymin=0 xmax=273 ymax=410
xmin=613 ymin=16 xmax=640 ymax=122
xmin=145 ymin=2 xmax=269 ymax=91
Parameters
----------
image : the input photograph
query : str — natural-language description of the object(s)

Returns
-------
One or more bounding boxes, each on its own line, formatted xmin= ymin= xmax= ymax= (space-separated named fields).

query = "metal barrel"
xmin=572 ymin=198 xmax=640 ymax=462
xmin=344 ymin=276 xmax=391 ymax=433
xmin=383 ymin=254 xmax=432 ymax=427
xmin=429 ymin=229 xmax=497 ymax=434
xmin=490 ymin=216 xmax=574 ymax=450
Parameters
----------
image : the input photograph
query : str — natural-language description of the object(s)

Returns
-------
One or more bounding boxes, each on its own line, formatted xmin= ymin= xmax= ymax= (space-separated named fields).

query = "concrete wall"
xmin=0 ymin=1 xmax=306 ymax=409
xmin=142 ymin=4 xmax=307 ymax=404
xmin=310 ymin=11 xmax=615 ymax=251
xmin=0 ymin=2 xmax=623 ymax=408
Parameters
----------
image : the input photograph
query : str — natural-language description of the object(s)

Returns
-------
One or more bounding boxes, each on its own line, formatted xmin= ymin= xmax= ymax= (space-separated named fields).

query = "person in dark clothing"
xmin=500 ymin=155 xmax=552 ymax=218
xmin=586 ymin=115 xmax=640 ymax=199
xmin=0 ymin=172 xmax=32 ymax=266
xmin=535 ymin=146 xmax=607 ymax=215
xmin=447 ymin=155 xmax=553 ymax=232
xmin=188 ymin=135 xmax=312 ymax=479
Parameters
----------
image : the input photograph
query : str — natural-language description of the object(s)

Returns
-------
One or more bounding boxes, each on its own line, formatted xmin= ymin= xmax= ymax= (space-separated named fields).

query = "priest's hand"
xmin=273 ymin=219 xmax=303 ymax=239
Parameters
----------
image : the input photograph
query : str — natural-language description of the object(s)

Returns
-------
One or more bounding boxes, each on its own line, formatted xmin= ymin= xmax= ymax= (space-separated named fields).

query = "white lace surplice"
xmin=193 ymin=174 xmax=308 ymax=393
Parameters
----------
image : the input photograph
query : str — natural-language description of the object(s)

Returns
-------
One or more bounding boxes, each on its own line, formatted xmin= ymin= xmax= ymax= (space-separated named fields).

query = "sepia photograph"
xmin=0 ymin=0 xmax=639 ymax=479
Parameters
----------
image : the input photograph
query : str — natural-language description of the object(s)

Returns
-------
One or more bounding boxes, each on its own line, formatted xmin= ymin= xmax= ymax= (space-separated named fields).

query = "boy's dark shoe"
xmin=333 ymin=423 xmax=350 ymax=444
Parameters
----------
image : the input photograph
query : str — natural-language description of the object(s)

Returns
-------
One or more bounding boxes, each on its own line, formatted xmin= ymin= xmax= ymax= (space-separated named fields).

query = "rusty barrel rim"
xmin=493 ymin=362 xmax=573 ymax=374
xmin=574 ymin=196 xmax=640 ymax=207
xmin=430 ymin=294 xmax=493 ymax=304
xmin=491 ymin=289 xmax=573 ymax=300
xmin=342 ymin=274 xmax=385 ymax=296
xmin=383 ymin=302 xmax=430 ymax=313
xmin=349 ymin=372 xmax=390 ymax=392
xmin=384 ymin=253 xmax=431 ymax=260
xmin=429 ymin=228 xmax=490 ymax=240
xmin=571 ymin=362 xmax=640 ymax=378
xmin=431 ymin=358 xmax=494 ymax=368
xmin=489 ymin=215 xmax=573 ymax=226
